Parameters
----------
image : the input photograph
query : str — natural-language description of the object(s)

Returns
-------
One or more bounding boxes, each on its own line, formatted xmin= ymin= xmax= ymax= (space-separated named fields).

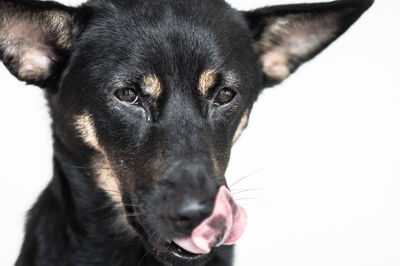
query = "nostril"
xmin=168 ymin=199 xmax=213 ymax=232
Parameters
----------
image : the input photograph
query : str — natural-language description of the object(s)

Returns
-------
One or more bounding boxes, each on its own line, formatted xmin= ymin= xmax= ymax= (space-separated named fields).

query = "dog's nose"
xmin=167 ymin=197 xmax=214 ymax=232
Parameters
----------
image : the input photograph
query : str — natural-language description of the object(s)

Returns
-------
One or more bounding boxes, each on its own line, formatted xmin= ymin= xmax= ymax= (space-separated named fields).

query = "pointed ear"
xmin=0 ymin=0 xmax=79 ymax=87
xmin=244 ymin=0 xmax=373 ymax=85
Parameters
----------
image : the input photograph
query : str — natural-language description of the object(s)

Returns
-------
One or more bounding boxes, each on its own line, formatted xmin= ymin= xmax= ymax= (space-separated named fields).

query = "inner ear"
xmin=256 ymin=12 xmax=340 ymax=81
xmin=0 ymin=1 xmax=77 ymax=86
xmin=245 ymin=0 xmax=374 ymax=84
xmin=4 ymin=22 xmax=57 ymax=82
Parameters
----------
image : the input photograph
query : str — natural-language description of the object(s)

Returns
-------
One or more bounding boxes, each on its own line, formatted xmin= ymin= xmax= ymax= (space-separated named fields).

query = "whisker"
xmin=235 ymin=197 xmax=267 ymax=206
xmin=77 ymin=202 xmax=121 ymax=218
xmin=229 ymin=168 xmax=265 ymax=188
xmin=231 ymin=188 xmax=273 ymax=195
xmin=77 ymin=201 xmax=142 ymax=219
xmin=61 ymin=162 xmax=111 ymax=170
xmin=126 ymin=213 xmax=145 ymax=217
xmin=123 ymin=203 xmax=141 ymax=207
xmin=102 ymin=189 xmax=122 ymax=194
xmin=138 ymin=248 xmax=150 ymax=266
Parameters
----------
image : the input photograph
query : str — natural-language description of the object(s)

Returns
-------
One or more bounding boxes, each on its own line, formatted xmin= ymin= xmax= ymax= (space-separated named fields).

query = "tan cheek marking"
xmin=74 ymin=113 xmax=135 ymax=235
xmin=210 ymin=143 xmax=230 ymax=179
xmin=199 ymin=70 xmax=216 ymax=95
xmin=143 ymin=74 xmax=162 ymax=98
xmin=74 ymin=113 xmax=102 ymax=152
xmin=233 ymin=110 xmax=249 ymax=143
xmin=92 ymin=156 xmax=136 ymax=236
xmin=212 ymin=156 xmax=226 ymax=178
xmin=92 ymin=155 xmax=122 ymax=204
xmin=74 ymin=113 xmax=122 ymax=203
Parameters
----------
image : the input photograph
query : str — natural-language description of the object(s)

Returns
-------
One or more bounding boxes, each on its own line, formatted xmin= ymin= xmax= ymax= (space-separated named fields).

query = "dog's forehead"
xmin=76 ymin=0 xmax=252 ymax=82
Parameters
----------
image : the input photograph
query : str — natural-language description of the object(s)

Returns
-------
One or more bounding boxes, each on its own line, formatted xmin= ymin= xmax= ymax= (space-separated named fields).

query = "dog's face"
xmin=0 ymin=0 xmax=372 ymax=265
xmin=64 ymin=0 xmax=260 ymax=192
xmin=61 ymin=3 xmax=259 ymax=262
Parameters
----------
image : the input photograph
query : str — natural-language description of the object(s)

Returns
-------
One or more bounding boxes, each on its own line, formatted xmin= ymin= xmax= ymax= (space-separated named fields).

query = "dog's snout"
xmin=146 ymin=158 xmax=223 ymax=237
xmin=167 ymin=196 xmax=214 ymax=232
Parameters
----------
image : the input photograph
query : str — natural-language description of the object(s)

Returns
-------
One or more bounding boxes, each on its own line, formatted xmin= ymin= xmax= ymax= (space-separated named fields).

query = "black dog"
xmin=0 ymin=0 xmax=372 ymax=265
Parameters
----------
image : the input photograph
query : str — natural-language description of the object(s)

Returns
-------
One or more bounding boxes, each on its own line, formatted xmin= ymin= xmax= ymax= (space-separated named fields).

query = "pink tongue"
xmin=173 ymin=186 xmax=247 ymax=254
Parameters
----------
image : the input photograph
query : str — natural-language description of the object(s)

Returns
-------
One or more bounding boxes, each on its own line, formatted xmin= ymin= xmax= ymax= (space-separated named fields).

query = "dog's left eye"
xmin=214 ymin=88 xmax=236 ymax=106
xmin=115 ymin=88 xmax=139 ymax=104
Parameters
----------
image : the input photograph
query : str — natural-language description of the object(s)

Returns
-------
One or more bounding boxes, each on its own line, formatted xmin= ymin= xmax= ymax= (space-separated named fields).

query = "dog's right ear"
xmin=0 ymin=0 xmax=81 ymax=87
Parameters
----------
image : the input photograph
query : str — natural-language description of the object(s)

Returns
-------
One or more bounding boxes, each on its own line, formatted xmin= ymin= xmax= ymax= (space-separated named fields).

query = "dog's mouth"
xmin=148 ymin=232 xmax=212 ymax=264
xmin=127 ymin=212 xmax=212 ymax=265
xmin=126 ymin=186 xmax=247 ymax=265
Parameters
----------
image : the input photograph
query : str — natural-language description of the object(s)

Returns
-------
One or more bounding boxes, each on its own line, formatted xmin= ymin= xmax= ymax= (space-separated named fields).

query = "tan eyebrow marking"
xmin=233 ymin=109 xmax=250 ymax=143
xmin=199 ymin=70 xmax=217 ymax=95
xmin=143 ymin=74 xmax=162 ymax=98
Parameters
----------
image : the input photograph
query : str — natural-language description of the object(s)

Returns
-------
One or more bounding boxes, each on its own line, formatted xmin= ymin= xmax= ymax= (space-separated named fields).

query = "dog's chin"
xmin=127 ymin=217 xmax=213 ymax=266
xmin=147 ymin=235 xmax=213 ymax=266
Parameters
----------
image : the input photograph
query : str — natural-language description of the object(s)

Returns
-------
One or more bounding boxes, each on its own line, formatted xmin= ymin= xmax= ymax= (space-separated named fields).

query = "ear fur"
xmin=0 ymin=0 xmax=78 ymax=87
xmin=244 ymin=0 xmax=374 ymax=86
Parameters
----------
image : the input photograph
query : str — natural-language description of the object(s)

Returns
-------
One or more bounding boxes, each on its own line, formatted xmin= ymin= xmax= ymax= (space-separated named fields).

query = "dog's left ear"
xmin=0 ymin=0 xmax=80 ymax=87
xmin=244 ymin=0 xmax=373 ymax=86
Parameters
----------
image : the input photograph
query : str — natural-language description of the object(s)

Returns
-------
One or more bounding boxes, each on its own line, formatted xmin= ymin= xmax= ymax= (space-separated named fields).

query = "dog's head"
xmin=0 ymin=0 xmax=372 ymax=265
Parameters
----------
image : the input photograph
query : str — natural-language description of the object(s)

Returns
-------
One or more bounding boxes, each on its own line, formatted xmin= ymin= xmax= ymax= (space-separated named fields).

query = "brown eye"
xmin=115 ymin=88 xmax=139 ymax=104
xmin=214 ymin=88 xmax=235 ymax=106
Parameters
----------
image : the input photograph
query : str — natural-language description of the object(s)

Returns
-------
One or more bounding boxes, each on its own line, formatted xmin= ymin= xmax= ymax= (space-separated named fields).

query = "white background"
xmin=0 ymin=0 xmax=399 ymax=265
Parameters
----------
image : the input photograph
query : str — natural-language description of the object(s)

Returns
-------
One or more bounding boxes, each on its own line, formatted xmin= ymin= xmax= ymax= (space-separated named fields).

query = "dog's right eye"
xmin=115 ymin=88 xmax=139 ymax=104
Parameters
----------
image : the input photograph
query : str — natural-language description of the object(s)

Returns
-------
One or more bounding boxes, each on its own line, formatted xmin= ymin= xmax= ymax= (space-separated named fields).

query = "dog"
xmin=0 ymin=0 xmax=373 ymax=265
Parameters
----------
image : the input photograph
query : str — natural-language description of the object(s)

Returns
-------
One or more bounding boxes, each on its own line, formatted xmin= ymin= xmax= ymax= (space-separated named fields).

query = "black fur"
xmin=0 ymin=0 xmax=373 ymax=265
